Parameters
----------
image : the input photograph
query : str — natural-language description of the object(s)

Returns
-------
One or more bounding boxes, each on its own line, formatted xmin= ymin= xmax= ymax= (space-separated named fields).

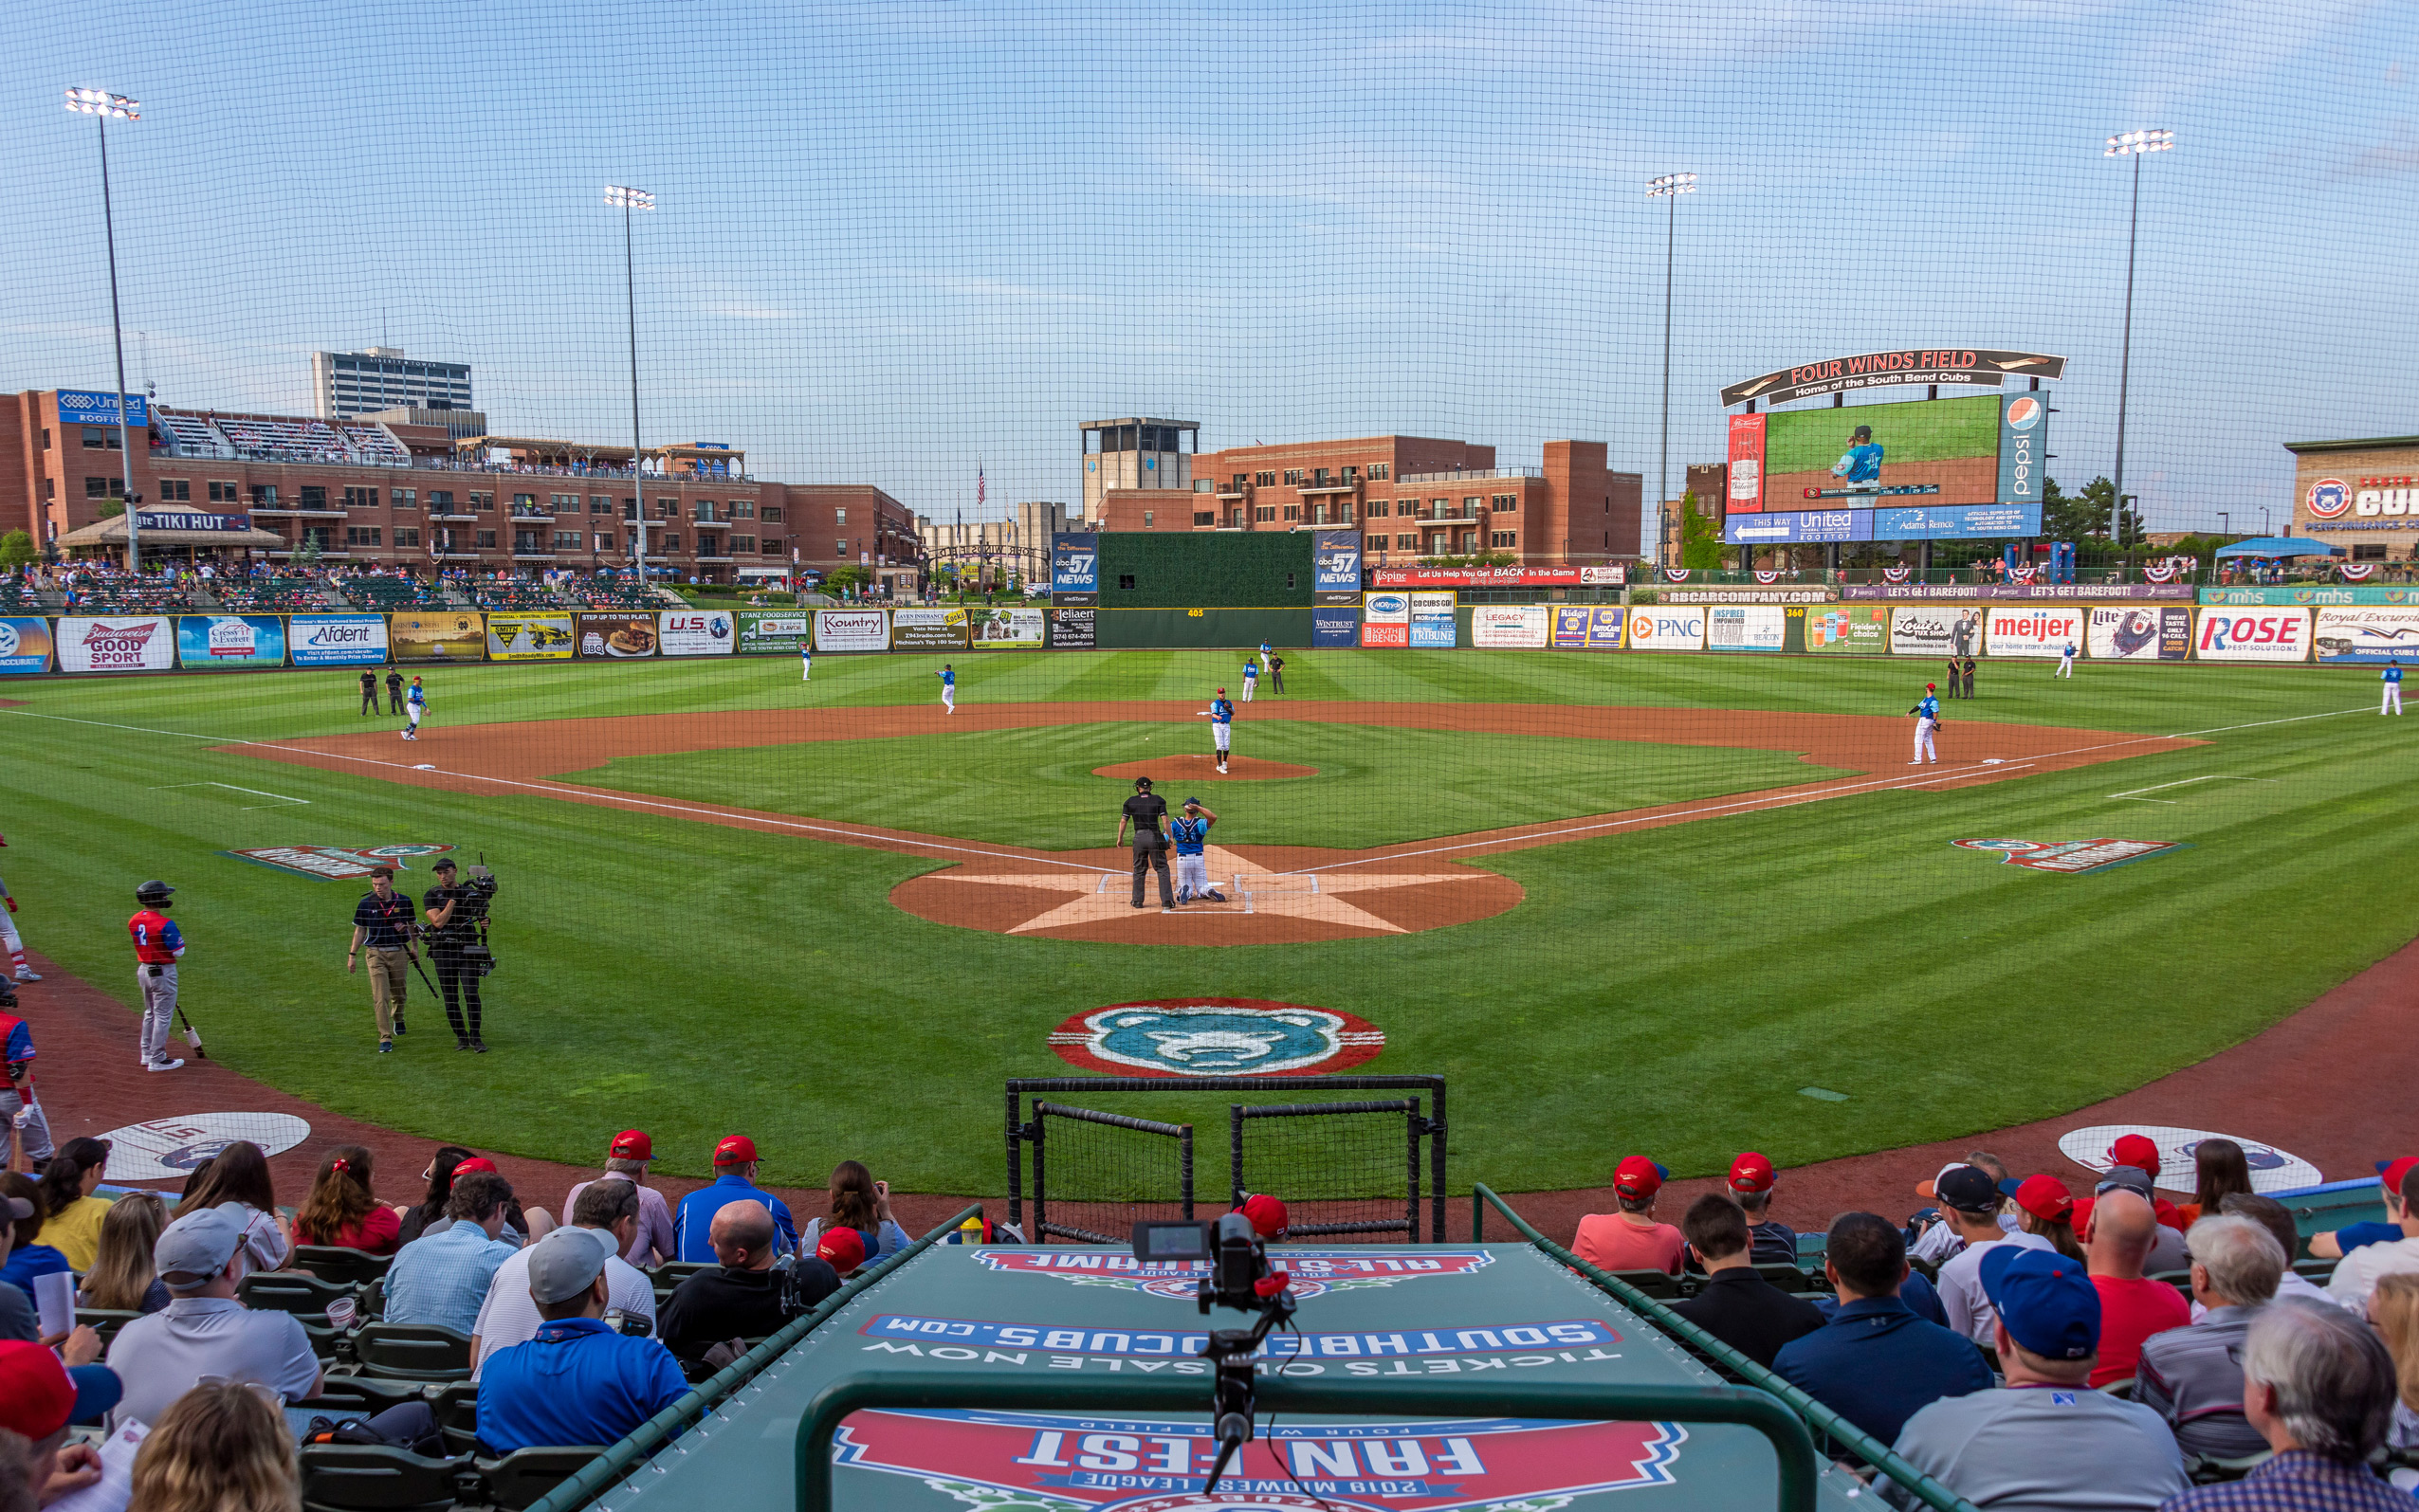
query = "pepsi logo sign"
xmin=2307 ymin=478 xmax=2352 ymax=519
xmin=2005 ymin=395 xmax=2043 ymax=429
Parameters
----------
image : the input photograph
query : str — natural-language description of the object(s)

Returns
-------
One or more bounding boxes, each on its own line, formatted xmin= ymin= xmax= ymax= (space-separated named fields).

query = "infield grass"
xmin=6 ymin=649 xmax=2403 ymax=1197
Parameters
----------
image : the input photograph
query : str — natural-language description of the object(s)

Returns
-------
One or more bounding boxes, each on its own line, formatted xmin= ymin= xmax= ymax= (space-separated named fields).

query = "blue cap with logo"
xmin=1979 ymin=1244 xmax=2099 ymax=1359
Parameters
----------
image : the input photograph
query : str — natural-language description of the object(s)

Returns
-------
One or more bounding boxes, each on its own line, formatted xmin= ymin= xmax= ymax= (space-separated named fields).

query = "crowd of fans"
xmin=5 ymin=1126 xmax=2418 ymax=1510
xmin=1570 ymin=1137 xmax=2419 ymax=1508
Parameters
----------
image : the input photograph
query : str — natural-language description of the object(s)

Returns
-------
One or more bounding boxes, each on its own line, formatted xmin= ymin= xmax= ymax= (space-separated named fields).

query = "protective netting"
xmin=1032 ymin=1102 xmax=1195 ymax=1245
xmin=1234 ymin=1102 xmax=1420 ymax=1242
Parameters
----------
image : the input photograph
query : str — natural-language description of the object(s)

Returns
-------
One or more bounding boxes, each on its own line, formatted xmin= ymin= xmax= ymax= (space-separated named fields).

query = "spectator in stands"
xmin=2085 ymin=1187 xmax=2192 ymax=1387
xmin=397 ymin=1149 xmax=547 ymax=1247
xmin=1668 ymin=1194 xmax=1823 ymax=1368
xmin=2002 ymin=1175 xmax=2085 ymax=1262
xmin=1237 ymin=1194 xmax=1290 ymax=1241
xmin=383 ymin=1171 xmax=522 ymax=1335
xmin=2159 ymin=1297 xmax=2410 ymax=1511
xmin=172 ymin=1140 xmax=290 ymax=1277
xmin=2176 ymin=1139 xmax=2256 ymax=1229
xmin=291 ymin=1145 xmax=401 ymax=1254
xmin=32 ymin=1138 xmax=114 ymax=1272
xmin=125 ymin=1378 xmax=300 ymax=1512
xmin=77 ymin=1192 xmax=170 ymax=1314
xmin=471 ymin=1178 xmax=655 ymax=1377
xmin=1933 ymin=1165 xmax=2056 ymax=1345
xmin=798 ymin=1161 xmax=909 ymax=1264
xmin=1908 ymin=1161 xmax=1981 ymax=1266
xmin=660 ymin=1199 xmax=837 ymax=1367
xmin=2369 ymin=1273 xmax=2419 ymax=1450
xmin=2107 ymin=1135 xmax=2192 ymax=1235
xmin=2329 ymin=1161 xmax=2419 ymax=1317
xmin=815 ymin=1226 xmax=868 ymax=1282
xmin=474 ymin=1229 xmax=688 ymax=1457
xmin=1771 ymin=1212 xmax=1990 ymax=1448
xmin=2214 ymin=1193 xmax=2333 ymax=1314
xmin=1887 ymin=1247 xmax=2188 ymax=1509
xmin=1725 ymin=1153 xmax=1799 ymax=1265
xmin=563 ymin=1130 xmax=678 ymax=1267
xmin=1571 ymin=1158 xmax=1685 ymax=1276
xmin=0 ymin=1340 xmax=121 ymax=1509
xmin=0 ymin=1175 xmax=68 ymax=1301
xmin=2079 ymin=1166 xmax=2190 ymax=1273
xmin=2136 ymin=1214 xmax=2286 ymax=1461
xmin=675 ymin=1137 xmax=797 ymax=1262
xmin=2311 ymin=1157 xmax=2415 ymax=1263
xmin=106 ymin=1204 xmax=321 ymax=1427
xmin=0 ymin=1187 xmax=43 ymax=1342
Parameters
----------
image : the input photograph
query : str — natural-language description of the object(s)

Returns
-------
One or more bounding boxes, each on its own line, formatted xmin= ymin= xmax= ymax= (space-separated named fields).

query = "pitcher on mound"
xmin=1200 ymin=687 xmax=1236 ymax=774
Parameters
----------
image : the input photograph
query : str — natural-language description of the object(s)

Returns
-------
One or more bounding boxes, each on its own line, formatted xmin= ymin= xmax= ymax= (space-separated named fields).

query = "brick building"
xmin=2285 ymin=434 xmax=2419 ymax=563
xmin=1113 ymin=433 xmax=1639 ymax=566
xmin=0 ymin=390 xmax=921 ymax=592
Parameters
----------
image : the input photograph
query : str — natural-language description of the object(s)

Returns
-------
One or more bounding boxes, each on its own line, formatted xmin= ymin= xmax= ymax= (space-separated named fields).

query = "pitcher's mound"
xmin=1093 ymin=755 xmax=1317 ymax=782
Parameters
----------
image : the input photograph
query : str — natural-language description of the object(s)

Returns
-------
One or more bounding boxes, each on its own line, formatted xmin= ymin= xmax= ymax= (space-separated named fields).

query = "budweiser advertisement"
xmin=58 ymin=616 xmax=175 ymax=673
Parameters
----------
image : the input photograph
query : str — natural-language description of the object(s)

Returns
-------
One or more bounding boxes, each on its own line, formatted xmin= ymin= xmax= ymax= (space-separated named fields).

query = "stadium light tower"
xmin=606 ymin=185 xmax=654 ymax=583
xmin=65 ymin=87 xmax=143 ymax=572
xmin=2104 ymin=129 xmax=2172 ymax=557
xmin=1647 ymin=173 xmax=1697 ymax=567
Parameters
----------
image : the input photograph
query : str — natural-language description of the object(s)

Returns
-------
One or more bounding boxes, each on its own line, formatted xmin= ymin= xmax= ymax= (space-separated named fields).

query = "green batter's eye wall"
xmin=1097 ymin=532 xmax=1316 ymax=609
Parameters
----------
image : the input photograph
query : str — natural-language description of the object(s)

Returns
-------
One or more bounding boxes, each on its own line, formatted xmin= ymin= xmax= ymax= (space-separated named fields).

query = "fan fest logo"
xmin=971 ymin=1248 xmax=1496 ymax=1303
xmin=219 ymin=844 xmax=455 ymax=882
xmin=1953 ymin=838 xmax=2184 ymax=875
xmin=1049 ymin=1000 xmax=1384 ymax=1077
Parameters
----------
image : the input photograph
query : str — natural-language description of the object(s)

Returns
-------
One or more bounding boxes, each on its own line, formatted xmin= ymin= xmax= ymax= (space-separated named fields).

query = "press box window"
xmin=345 ymin=526 xmax=382 ymax=547
xmin=84 ymin=477 xmax=124 ymax=499
xmin=157 ymin=480 xmax=192 ymax=501
xmin=82 ymin=427 xmax=120 ymax=450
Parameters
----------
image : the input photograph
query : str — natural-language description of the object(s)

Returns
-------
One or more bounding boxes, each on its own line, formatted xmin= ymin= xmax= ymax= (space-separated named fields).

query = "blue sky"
xmin=6 ymin=0 xmax=2413 ymax=531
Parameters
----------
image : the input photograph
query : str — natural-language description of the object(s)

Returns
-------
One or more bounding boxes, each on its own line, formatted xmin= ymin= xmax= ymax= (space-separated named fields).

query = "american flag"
xmin=978 ymin=463 xmax=986 ymax=511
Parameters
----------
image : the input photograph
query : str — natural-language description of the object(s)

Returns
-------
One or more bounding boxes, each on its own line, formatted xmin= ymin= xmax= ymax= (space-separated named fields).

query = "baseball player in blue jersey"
xmin=1832 ymin=425 xmax=1884 ymax=497
xmin=1240 ymin=658 xmax=1258 ymax=701
xmin=800 ymin=639 xmax=812 ymax=683
xmin=2386 ymin=660 xmax=2404 ymax=716
xmin=403 ymin=676 xmax=427 ymax=739
xmin=1169 ymin=799 xmax=1222 ymax=903
xmin=1201 ymin=687 xmax=1236 ymax=774
xmin=0 ymin=979 xmax=50 ymax=1165
xmin=1907 ymin=683 xmax=1942 ymax=765
xmin=2056 ymin=641 xmax=2078 ymax=679
xmin=937 ymin=663 xmax=956 ymax=714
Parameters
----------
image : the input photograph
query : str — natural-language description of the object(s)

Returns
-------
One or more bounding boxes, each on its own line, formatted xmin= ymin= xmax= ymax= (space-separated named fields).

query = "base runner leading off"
xmin=1200 ymin=687 xmax=1236 ymax=774
xmin=1907 ymin=683 xmax=1941 ymax=765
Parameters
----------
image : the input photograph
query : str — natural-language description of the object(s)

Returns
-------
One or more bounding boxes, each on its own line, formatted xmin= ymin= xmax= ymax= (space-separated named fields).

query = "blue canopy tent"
xmin=2215 ymin=537 xmax=2345 ymax=557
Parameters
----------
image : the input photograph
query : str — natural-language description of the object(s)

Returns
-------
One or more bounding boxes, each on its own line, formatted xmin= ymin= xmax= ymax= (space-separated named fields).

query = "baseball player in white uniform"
xmin=1908 ymin=683 xmax=1942 ymax=765
xmin=403 ymin=676 xmax=427 ymax=739
xmin=2385 ymin=661 xmax=2405 ymax=716
xmin=1201 ymin=688 xmax=1236 ymax=774
xmin=2056 ymin=642 xmax=2077 ymax=679
xmin=800 ymin=639 xmax=812 ymax=682
xmin=0 ymin=835 xmax=37 ymax=981
xmin=1239 ymin=659 xmax=1258 ymax=701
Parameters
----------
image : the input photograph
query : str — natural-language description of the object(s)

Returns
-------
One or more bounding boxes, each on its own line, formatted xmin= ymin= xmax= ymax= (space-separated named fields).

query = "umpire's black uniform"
xmin=1123 ymin=780 xmax=1175 ymax=909
xmin=359 ymin=670 xmax=378 ymax=714
xmin=386 ymin=668 xmax=406 ymax=714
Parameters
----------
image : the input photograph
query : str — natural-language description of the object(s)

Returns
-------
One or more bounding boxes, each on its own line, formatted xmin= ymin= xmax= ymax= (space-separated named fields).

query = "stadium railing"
xmin=1471 ymin=1182 xmax=1983 ymax=1512
xmin=516 ymin=1203 xmax=982 ymax=1512
xmin=791 ymin=1375 xmax=1823 ymax=1512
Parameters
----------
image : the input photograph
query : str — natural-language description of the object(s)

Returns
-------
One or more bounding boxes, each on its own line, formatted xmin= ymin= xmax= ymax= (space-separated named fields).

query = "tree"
xmin=2042 ymin=476 xmax=2145 ymax=548
xmin=0 ymin=531 xmax=33 ymax=571
xmin=825 ymin=563 xmax=870 ymax=597
xmin=1678 ymin=494 xmax=1725 ymax=569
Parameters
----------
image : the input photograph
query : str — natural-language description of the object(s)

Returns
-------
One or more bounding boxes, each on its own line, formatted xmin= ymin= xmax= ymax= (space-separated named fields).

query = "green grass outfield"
xmin=1765 ymin=392 xmax=2001 ymax=471
xmin=5 ymin=648 xmax=2405 ymax=1196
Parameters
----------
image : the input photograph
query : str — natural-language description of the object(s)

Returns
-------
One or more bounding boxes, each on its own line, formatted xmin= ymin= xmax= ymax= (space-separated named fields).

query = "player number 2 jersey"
xmin=129 ymin=909 xmax=184 ymax=963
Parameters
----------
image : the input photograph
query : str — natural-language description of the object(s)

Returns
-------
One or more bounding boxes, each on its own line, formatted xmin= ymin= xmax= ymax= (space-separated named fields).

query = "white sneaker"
xmin=146 ymin=1058 xmax=185 ymax=1072
xmin=13 ymin=970 xmax=38 ymax=982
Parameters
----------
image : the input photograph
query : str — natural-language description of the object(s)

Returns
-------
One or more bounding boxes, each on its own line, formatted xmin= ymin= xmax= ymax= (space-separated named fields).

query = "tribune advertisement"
xmin=657 ymin=609 xmax=737 ymax=657
xmin=1407 ymin=591 xmax=1457 ymax=648
xmin=174 ymin=615 xmax=286 ymax=670
xmin=2087 ymin=606 xmax=2192 ymax=662
xmin=892 ymin=607 xmax=971 ymax=651
xmin=486 ymin=613 xmax=576 ymax=662
xmin=287 ymin=614 xmax=389 ymax=666
xmin=1470 ymin=605 xmax=1549 ymax=648
xmin=392 ymin=611 xmax=489 ymax=663
xmin=815 ymin=608 xmax=891 ymax=652
xmin=1706 ymin=604 xmax=1788 ymax=652
xmin=1983 ymin=605 xmax=2085 ymax=659
xmin=59 ymin=616 xmax=177 ymax=673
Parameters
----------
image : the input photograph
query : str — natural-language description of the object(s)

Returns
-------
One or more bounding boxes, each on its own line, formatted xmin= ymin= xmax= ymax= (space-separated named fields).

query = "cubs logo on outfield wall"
xmin=1049 ymin=999 xmax=1384 ymax=1077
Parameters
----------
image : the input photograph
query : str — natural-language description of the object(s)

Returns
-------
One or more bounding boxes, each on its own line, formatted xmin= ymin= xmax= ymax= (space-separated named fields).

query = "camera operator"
xmin=421 ymin=858 xmax=496 ymax=1052
xmin=347 ymin=866 xmax=418 ymax=1053
xmin=657 ymin=1200 xmax=838 ymax=1375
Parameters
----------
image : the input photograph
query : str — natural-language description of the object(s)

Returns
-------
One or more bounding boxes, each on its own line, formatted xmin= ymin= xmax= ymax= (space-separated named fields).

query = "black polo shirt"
xmin=659 ymin=1261 xmax=838 ymax=1360
xmin=1122 ymin=792 xmax=1167 ymax=838
xmin=1667 ymin=1266 xmax=1826 ymax=1369
xmin=353 ymin=889 xmax=416 ymax=948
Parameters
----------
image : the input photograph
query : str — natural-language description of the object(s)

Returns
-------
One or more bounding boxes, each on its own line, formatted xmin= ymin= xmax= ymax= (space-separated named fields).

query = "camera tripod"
xmin=1197 ymin=1281 xmax=1297 ymax=1494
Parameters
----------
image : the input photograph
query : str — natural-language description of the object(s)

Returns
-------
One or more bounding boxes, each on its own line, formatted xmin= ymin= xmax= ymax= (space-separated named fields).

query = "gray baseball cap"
xmin=525 ymin=1227 xmax=619 ymax=1305
xmin=0 ymin=1193 xmax=29 ymax=1222
xmin=155 ymin=1204 xmax=248 ymax=1287
xmin=2095 ymin=1165 xmax=2157 ymax=1199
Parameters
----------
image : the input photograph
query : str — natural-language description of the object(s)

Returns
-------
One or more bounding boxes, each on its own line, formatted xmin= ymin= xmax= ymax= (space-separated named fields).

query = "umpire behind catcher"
xmin=1113 ymin=776 xmax=1176 ymax=912
xmin=422 ymin=858 xmax=497 ymax=1052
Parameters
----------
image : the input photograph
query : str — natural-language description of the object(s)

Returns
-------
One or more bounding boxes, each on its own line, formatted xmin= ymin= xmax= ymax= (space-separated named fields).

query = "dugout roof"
xmin=595 ymin=1241 xmax=1868 ymax=1511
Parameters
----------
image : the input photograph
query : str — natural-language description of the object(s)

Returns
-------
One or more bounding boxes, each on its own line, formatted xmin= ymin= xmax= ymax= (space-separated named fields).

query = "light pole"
xmin=2104 ymin=129 xmax=2172 ymax=561
xmin=1647 ymin=173 xmax=1696 ymax=570
xmin=605 ymin=186 xmax=654 ymax=583
xmin=65 ymin=87 xmax=142 ymax=573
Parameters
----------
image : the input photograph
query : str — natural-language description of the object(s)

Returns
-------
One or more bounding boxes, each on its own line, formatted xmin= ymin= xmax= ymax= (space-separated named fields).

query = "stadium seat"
xmin=2292 ymin=1257 xmax=2336 ymax=1284
xmin=351 ymin=1322 xmax=474 ymax=1382
xmin=475 ymin=1447 xmax=610 ymax=1511
xmin=2188 ymin=1450 xmax=2274 ymax=1485
xmin=2098 ymin=1376 xmax=2136 ymax=1399
xmin=298 ymin=1444 xmax=475 ymax=1512
xmin=1751 ymin=1262 xmax=1811 ymax=1293
xmin=428 ymin=1380 xmax=480 ymax=1456
xmin=73 ymin=1309 xmax=143 ymax=1347
xmin=359 ymin=1277 xmax=388 ymax=1321
xmin=1607 ymin=1268 xmax=1682 ymax=1300
xmin=240 ymin=1269 xmax=359 ymax=1322
xmin=291 ymin=1377 xmax=431 ymax=1420
xmin=293 ymin=1246 xmax=394 ymax=1285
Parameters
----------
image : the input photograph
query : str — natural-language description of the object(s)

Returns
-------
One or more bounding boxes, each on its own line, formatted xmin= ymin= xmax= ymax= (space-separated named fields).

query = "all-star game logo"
xmin=1049 ymin=999 xmax=1384 ymax=1078
xmin=973 ymin=1248 xmax=1494 ymax=1302
xmin=219 ymin=844 xmax=454 ymax=882
xmin=1953 ymin=838 xmax=2185 ymax=875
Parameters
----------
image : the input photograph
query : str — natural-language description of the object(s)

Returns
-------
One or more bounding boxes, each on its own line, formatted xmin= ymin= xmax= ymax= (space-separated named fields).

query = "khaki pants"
xmin=366 ymin=948 xmax=410 ymax=1038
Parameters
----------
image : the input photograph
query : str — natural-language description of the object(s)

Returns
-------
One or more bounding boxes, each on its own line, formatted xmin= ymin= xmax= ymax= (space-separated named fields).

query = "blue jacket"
xmin=674 ymin=1174 xmax=798 ymax=1262
xmin=477 ymin=1319 xmax=687 ymax=1455
xmin=1771 ymin=1296 xmax=1992 ymax=1449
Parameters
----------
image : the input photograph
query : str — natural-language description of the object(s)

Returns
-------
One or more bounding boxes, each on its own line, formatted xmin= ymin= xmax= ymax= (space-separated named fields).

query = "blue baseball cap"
xmin=1979 ymin=1244 xmax=2099 ymax=1360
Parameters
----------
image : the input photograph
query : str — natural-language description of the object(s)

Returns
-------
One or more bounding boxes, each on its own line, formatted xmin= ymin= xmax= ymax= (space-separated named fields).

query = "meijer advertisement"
xmin=2195 ymin=609 xmax=2310 ymax=663
xmin=287 ymin=614 xmax=389 ymax=666
xmin=815 ymin=608 xmax=890 ymax=652
xmin=1984 ymin=606 xmax=2083 ymax=659
xmin=58 ymin=616 xmax=175 ymax=673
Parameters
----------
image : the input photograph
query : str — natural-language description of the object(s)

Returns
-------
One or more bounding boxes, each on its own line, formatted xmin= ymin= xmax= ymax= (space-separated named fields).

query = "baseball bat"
xmin=175 ymin=1005 xmax=206 ymax=1059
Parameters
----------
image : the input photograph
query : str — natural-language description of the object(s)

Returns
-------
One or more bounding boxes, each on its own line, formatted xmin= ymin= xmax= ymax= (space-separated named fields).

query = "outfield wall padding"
xmin=1098 ymin=532 xmax=1314 ymax=609
xmin=1093 ymin=607 xmax=1313 ymax=649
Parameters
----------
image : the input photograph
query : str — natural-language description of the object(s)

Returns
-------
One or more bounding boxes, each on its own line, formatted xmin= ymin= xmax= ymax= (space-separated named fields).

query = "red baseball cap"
xmin=1727 ymin=1152 xmax=1776 ymax=1195
xmin=2006 ymin=1175 xmax=2075 ymax=1224
xmin=1239 ymin=1193 xmax=1290 ymax=1239
xmin=2109 ymin=1134 xmax=2160 ymax=1173
xmin=2379 ymin=1158 xmax=2419 ymax=1198
xmin=0 ymin=1340 xmax=120 ymax=1439
xmin=1613 ymin=1157 xmax=1667 ymax=1200
xmin=451 ymin=1157 xmax=500 ymax=1175
xmin=815 ymin=1226 xmax=867 ymax=1271
xmin=714 ymin=1135 xmax=758 ymax=1164
xmin=609 ymin=1130 xmax=652 ymax=1160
